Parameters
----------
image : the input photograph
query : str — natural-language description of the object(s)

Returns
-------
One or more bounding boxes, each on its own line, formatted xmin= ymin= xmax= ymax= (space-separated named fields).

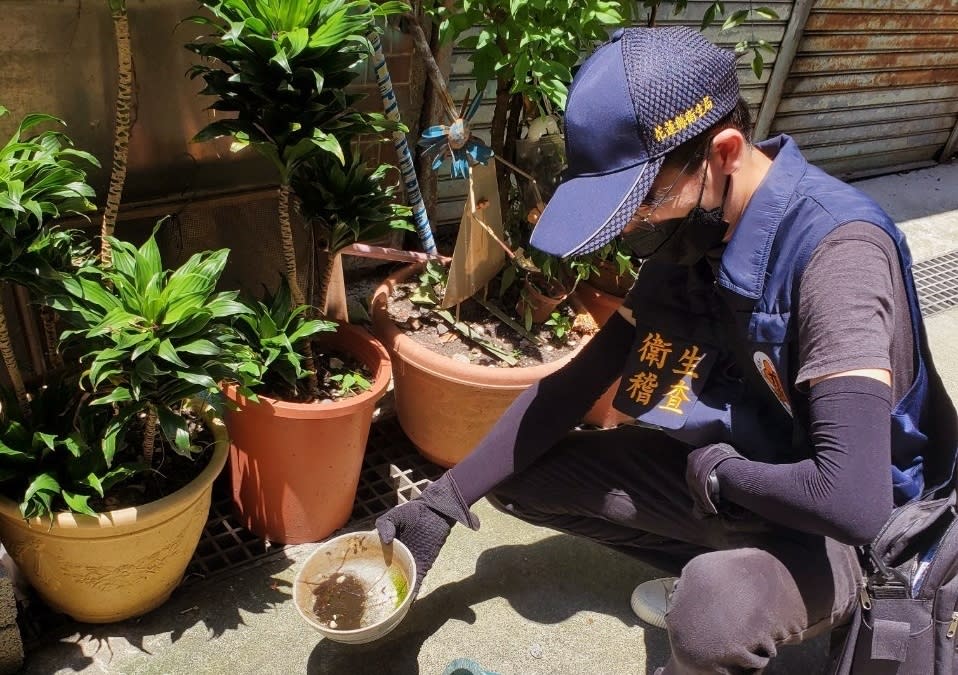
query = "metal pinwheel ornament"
xmin=418 ymin=90 xmax=492 ymax=179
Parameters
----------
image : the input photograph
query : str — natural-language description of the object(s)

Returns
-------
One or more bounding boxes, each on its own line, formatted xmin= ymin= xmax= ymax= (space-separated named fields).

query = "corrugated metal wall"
xmin=765 ymin=0 xmax=958 ymax=178
xmin=436 ymin=1 xmax=793 ymax=228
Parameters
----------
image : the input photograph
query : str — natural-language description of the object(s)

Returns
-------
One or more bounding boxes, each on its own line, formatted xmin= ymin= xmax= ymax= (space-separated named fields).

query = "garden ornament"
xmin=418 ymin=90 xmax=491 ymax=180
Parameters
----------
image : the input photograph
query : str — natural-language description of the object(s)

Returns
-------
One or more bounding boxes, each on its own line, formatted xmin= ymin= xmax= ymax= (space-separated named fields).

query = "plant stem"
xmin=317 ymin=246 xmax=336 ymax=319
xmin=278 ymin=182 xmax=306 ymax=307
xmin=100 ymin=3 xmax=134 ymax=267
xmin=504 ymin=92 xmax=523 ymax=179
xmin=278 ymin=182 xmax=320 ymax=397
xmin=402 ymin=12 xmax=458 ymax=120
xmin=142 ymin=404 xmax=157 ymax=467
xmin=0 ymin=296 xmax=30 ymax=419
xmin=492 ymin=74 xmax=511 ymax=213
xmin=40 ymin=306 xmax=63 ymax=370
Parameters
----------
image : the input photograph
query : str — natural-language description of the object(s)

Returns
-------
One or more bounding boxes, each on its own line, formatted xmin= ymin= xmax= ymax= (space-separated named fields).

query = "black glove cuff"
xmin=420 ymin=473 xmax=480 ymax=530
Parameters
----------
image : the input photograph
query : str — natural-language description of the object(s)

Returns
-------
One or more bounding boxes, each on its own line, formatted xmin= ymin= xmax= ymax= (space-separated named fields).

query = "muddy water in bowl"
xmin=308 ymin=568 xmax=407 ymax=630
xmin=294 ymin=531 xmax=416 ymax=644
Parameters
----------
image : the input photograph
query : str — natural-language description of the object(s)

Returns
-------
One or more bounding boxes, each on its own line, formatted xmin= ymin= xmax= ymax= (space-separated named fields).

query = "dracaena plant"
xmin=234 ymin=277 xmax=337 ymax=401
xmin=292 ymin=148 xmax=413 ymax=311
xmin=0 ymin=374 xmax=136 ymax=519
xmin=49 ymin=225 xmax=257 ymax=469
xmin=0 ymin=106 xmax=98 ymax=419
xmin=184 ymin=0 xmax=408 ymax=309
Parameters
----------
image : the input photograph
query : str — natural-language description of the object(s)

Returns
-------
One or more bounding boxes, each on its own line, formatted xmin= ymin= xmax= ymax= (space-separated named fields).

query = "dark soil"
xmin=386 ymin=279 xmax=599 ymax=368
xmin=311 ymin=572 xmax=367 ymax=630
xmin=89 ymin=406 xmax=215 ymax=513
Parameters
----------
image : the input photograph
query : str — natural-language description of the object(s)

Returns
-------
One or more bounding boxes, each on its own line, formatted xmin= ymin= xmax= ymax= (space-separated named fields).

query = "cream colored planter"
xmin=0 ymin=406 xmax=228 ymax=623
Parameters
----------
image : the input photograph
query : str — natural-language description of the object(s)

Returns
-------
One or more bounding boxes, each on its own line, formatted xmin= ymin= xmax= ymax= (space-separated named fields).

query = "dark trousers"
xmin=488 ymin=425 xmax=862 ymax=674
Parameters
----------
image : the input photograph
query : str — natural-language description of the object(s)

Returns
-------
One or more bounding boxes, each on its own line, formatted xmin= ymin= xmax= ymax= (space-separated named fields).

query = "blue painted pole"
xmin=369 ymin=31 xmax=437 ymax=254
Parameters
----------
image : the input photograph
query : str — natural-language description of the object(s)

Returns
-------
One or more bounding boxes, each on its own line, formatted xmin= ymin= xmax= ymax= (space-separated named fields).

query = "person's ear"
xmin=709 ymin=128 xmax=746 ymax=175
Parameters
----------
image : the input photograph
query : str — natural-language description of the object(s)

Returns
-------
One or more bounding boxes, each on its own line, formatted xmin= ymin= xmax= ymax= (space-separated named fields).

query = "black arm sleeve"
xmin=715 ymin=375 xmax=893 ymax=545
xmin=449 ymin=311 xmax=636 ymax=505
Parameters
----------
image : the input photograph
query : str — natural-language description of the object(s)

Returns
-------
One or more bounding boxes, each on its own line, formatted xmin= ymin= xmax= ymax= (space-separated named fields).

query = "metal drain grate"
xmin=180 ymin=416 xmax=441 ymax=588
xmin=16 ymin=416 xmax=441 ymax=648
xmin=914 ymin=250 xmax=958 ymax=317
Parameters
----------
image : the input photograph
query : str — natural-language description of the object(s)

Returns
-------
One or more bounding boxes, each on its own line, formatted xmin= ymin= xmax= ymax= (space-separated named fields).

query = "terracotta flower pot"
xmin=370 ymin=264 xmax=607 ymax=468
xmin=0 ymin=403 xmax=229 ymax=623
xmin=515 ymin=277 xmax=568 ymax=324
xmin=224 ymin=322 xmax=391 ymax=545
xmin=573 ymin=280 xmax=627 ymax=326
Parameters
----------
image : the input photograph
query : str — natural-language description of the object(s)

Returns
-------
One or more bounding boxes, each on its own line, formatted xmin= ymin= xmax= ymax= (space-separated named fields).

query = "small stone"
xmin=436 ymin=323 xmax=449 ymax=335
xmin=329 ymin=357 xmax=344 ymax=370
xmin=543 ymin=344 xmax=554 ymax=352
xmin=329 ymin=620 xmax=338 ymax=629
xmin=529 ymin=643 xmax=543 ymax=659
xmin=409 ymin=318 xmax=421 ymax=331
xmin=452 ymin=353 xmax=471 ymax=364
xmin=336 ymin=575 xmax=346 ymax=584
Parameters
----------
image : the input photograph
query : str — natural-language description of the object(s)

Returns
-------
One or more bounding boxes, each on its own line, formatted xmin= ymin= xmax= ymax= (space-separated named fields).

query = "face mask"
xmin=622 ymin=169 xmax=731 ymax=266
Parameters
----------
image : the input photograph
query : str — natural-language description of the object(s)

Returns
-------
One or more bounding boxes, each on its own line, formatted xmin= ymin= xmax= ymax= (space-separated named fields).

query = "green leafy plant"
xmin=0 ymin=106 xmax=98 ymax=418
xmin=408 ymin=260 xmax=448 ymax=307
xmin=328 ymin=370 xmax=371 ymax=398
xmin=234 ymin=278 xmax=337 ymax=401
xmin=0 ymin=375 xmax=135 ymax=518
xmin=544 ymin=310 xmax=573 ymax=341
xmin=48 ymin=225 xmax=255 ymax=467
xmin=185 ymin=0 xmax=408 ymax=310
xmin=292 ymin=148 xmax=414 ymax=310
xmin=424 ymin=0 xmax=629 ymax=163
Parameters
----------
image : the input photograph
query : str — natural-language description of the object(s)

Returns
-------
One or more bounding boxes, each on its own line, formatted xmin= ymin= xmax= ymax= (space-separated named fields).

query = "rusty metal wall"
xmin=765 ymin=0 xmax=958 ymax=179
xmin=435 ymin=1 xmax=793 ymax=228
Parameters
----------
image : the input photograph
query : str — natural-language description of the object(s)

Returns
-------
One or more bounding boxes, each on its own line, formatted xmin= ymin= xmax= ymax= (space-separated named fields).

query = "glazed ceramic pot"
xmin=0 ymin=403 xmax=229 ymax=623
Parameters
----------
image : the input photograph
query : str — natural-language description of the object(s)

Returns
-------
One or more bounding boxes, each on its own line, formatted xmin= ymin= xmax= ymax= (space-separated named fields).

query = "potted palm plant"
xmin=0 ymin=107 xmax=99 ymax=417
xmin=184 ymin=0 xmax=409 ymax=544
xmin=0 ymin=228 xmax=255 ymax=623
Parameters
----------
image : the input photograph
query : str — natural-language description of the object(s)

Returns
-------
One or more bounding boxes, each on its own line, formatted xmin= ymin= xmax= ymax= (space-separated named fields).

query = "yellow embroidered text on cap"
xmin=653 ymin=95 xmax=714 ymax=143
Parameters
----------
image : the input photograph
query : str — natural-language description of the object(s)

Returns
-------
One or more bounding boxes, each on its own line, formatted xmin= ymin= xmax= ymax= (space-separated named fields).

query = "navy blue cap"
xmin=529 ymin=27 xmax=740 ymax=258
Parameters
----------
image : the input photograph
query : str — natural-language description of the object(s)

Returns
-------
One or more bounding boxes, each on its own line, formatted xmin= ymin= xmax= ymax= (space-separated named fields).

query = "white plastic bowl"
xmin=293 ymin=530 xmax=416 ymax=644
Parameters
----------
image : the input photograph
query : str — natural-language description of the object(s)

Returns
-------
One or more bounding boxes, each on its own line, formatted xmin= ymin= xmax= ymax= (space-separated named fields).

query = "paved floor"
xmin=17 ymin=160 xmax=958 ymax=675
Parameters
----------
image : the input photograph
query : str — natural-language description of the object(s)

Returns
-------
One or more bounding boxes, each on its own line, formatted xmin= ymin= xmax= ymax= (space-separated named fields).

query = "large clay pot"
xmin=0 ymin=404 xmax=229 ymax=623
xmin=371 ymin=264 xmax=605 ymax=468
xmin=224 ymin=323 xmax=391 ymax=545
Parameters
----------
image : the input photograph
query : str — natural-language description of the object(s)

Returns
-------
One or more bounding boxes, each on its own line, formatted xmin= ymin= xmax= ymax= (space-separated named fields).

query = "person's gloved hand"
xmin=685 ymin=443 xmax=745 ymax=518
xmin=376 ymin=472 xmax=479 ymax=593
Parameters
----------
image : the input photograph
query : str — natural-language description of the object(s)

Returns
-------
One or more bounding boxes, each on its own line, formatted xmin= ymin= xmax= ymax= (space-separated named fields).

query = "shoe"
xmin=630 ymin=577 xmax=677 ymax=629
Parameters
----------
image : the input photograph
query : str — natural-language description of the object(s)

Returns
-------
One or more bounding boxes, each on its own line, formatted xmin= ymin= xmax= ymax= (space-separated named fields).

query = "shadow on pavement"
xmin=307 ymin=533 xmax=672 ymax=674
xmin=20 ymin=552 xmax=296 ymax=673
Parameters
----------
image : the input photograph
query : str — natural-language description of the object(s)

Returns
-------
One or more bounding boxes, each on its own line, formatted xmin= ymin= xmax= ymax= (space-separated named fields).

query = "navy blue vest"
xmin=614 ymin=135 xmax=957 ymax=506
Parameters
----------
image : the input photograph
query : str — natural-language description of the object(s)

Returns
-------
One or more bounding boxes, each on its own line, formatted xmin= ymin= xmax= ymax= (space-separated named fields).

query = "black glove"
xmin=685 ymin=443 xmax=745 ymax=518
xmin=376 ymin=472 xmax=479 ymax=593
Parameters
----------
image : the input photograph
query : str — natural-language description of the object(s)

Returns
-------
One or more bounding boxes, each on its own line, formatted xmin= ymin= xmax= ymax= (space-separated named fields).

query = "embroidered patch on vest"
xmin=752 ymin=351 xmax=793 ymax=416
xmin=613 ymin=328 xmax=717 ymax=430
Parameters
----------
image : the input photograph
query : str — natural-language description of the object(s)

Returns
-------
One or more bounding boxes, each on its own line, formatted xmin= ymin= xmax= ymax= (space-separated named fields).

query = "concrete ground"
xmin=17 ymin=160 xmax=958 ymax=675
